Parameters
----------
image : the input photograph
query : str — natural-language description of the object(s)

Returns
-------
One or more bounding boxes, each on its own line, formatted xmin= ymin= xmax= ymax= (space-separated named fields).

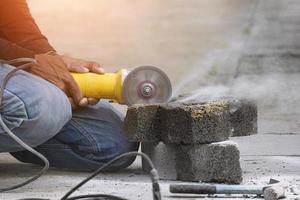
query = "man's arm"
xmin=0 ymin=38 xmax=35 ymax=60
xmin=0 ymin=0 xmax=103 ymax=108
xmin=0 ymin=0 xmax=55 ymax=60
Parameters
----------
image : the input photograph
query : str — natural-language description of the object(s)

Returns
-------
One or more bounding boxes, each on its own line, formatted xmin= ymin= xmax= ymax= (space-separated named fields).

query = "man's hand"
xmin=60 ymin=55 xmax=104 ymax=107
xmin=28 ymin=54 xmax=82 ymax=109
xmin=60 ymin=55 xmax=104 ymax=74
xmin=28 ymin=54 xmax=103 ymax=109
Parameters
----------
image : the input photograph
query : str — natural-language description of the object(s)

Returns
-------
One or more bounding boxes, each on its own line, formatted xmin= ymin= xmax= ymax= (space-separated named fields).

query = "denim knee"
xmin=12 ymin=117 xmax=139 ymax=171
xmin=55 ymin=117 xmax=139 ymax=169
xmin=0 ymin=64 xmax=72 ymax=152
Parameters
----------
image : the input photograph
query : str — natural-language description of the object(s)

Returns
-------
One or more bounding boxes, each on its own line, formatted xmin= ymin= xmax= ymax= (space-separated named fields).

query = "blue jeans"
xmin=0 ymin=64 xmax=139 ymax=171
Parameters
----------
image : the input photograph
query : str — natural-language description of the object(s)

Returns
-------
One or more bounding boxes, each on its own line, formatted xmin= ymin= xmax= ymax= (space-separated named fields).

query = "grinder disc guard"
xmin=122 ymin=66 xmax=172 ymax=105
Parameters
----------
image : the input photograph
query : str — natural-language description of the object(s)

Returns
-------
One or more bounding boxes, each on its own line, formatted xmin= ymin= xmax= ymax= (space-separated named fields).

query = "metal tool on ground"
xmin=170 ymin=180 xmax=286 ymax=200
xmin=71 ymin=66 xmax=172 ymax=105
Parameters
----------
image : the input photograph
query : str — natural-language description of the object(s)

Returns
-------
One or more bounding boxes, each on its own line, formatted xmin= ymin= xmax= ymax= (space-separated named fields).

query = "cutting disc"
xmin=122 ymin=66 xmax=172 ymax=105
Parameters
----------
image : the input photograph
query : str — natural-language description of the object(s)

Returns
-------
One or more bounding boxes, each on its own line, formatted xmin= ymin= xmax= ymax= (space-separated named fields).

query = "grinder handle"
xmin=71 ymin=70 xmax=126 ymax=103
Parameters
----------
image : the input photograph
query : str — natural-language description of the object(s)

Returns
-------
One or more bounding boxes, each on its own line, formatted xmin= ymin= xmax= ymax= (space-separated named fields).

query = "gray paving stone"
xmin=124 ymin=104 xmax=161 ymax=143
xmin=142 ymin=142 xmax=177 ymax=179
xmin=172 ymin=95 xmax=258 ymax=137
xmin=142 ymin=141 xmax=243 ymax=184
xmin=124 ymin=98 xmax=257 ymax=143
xmin=160 ymin=101 xmax=231 ymax=144
xmin=228 ymin=99 xmax=258 ymax=137
xmin=124 ymin=101 xmax=231 ymax=144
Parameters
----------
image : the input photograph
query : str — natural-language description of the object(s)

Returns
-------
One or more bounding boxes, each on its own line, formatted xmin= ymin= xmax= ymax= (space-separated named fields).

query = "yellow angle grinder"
xmin=71 ymin=66 xmax=172 ymax=105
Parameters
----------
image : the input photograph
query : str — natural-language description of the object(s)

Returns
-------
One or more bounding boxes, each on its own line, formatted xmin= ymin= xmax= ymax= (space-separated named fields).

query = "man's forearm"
xmin=0 ymin=0 xmax=55 ymax=55
xmin=0 ymin=38 xmax=35 ymax=60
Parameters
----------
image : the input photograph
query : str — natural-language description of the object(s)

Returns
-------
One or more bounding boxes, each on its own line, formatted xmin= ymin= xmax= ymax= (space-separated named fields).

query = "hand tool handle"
xmin=170 ymin=184 xmax=216 ymax=194
xmin=170 ymin=184 xmax=264 ymax=195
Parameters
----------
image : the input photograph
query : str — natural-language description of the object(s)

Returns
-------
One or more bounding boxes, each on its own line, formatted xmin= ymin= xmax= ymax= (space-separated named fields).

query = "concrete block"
xmin=172 ymin=95 xmax=258 ymax=137
xmin=142 ymin=141 xmax=243 ymax=184
xmin=124 ymin=101 xmax=231 ymax=144
xmin=228 ymin=99 xmax=258 ymax=137
xmin=124 ymin=104 xmax=160 ymax=142
xmin=124 ymin=97 xmax=257 ymax=142
xmin=142 ymin=142 xmax=177 ymax=179
xmin=160 ymin=102 xmax=231 ymax=144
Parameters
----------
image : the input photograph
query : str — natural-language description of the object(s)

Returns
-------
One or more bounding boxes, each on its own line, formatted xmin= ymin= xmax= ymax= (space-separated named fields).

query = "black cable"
xmin=63 ymin=194 xmax=127 ymax=200
xmin=0 ymin=58 xmax=50 ymax=192
xmin=60 ymin=152 xmax=161 ymax=200
xmin=18 ymin=152 xmax=161 ymax=200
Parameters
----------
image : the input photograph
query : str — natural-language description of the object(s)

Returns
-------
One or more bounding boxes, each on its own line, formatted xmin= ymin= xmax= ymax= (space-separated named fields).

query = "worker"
xmin=0 ymin=0 xmax=139 ymax=171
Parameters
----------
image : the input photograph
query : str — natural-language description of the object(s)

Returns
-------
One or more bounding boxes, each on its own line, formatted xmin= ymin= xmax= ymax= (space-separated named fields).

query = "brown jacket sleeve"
xmin=0 ymin=0 xmax=55 ymax=60
xmin=0 ymin=38 xmax=35 ymax=60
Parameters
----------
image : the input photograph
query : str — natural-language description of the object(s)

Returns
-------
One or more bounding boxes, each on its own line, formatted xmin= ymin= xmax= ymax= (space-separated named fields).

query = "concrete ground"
xmin=0 ymin=116 xmax=299 ymax=200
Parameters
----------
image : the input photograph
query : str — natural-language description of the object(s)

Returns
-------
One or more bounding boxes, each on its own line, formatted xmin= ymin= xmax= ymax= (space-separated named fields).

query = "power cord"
xmin=60 ymin=152 xmax=161 ymax=200
xmin=0 ymin=59 xmax=161 ymax=200
xmin=0 ymin=58 xmax=50 ymax=192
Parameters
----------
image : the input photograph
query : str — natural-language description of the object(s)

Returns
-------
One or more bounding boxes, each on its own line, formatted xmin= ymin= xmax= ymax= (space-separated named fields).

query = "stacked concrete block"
xmin=124 ymin=104 xmax=161 ymax=143
xmin=142 ymin=141 xmax=242 ymax=184
xmin=170 ymin=96 xmax=258 ymax=137
xmin=124 ymin=98 xmax=257 ymax=184
xmin=159 ymin=102 xmax=231 ymax=143
xmin=228 ymin=99 xmax=257 ymax=137
xmin=142 ymin=142 xmax=177 ymax=179
xmin=124 ymin=101 xmax=232 ymax=143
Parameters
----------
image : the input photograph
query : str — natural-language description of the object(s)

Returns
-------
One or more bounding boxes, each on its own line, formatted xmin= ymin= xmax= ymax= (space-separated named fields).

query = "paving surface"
xmin=0 ymin=132 xmax=299 ymax=200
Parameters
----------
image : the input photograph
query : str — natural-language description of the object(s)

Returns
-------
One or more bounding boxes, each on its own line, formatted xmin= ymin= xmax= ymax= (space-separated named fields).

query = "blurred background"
xmin=28 ymin=0 xmax=300 ymax=134
xmin=27 ymin=0 xmax=245 ymax=82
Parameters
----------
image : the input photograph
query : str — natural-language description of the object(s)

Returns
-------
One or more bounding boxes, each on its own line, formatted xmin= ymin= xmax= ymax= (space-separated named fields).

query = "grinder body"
xmin=71 ymin=69 xmax=127 ymax=104
xmin=71 ymin=66 xmax=172 ymax=105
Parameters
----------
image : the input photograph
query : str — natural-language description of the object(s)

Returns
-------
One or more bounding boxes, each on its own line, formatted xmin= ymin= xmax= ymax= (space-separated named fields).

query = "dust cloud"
xmin=173 ymin=35 xmax=300 ymax=133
